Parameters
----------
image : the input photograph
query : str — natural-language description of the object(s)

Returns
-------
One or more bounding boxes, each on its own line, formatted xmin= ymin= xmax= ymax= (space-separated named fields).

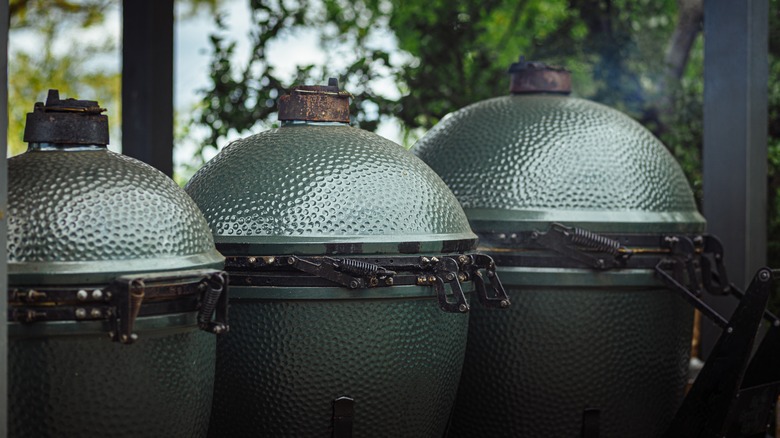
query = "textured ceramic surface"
xmin=189 ymin=122 xmax=475 ymax=437
xmin=414 ymin=95 xmax=704 ymax=232
xmin=7 ymin=143 xmax=224 ymax=438
xmin=7 ymin=148 xmax=223 ymax=283
xmin=449 ymin=286 xmax=691 ymax=438
xmin=209 ymin=298 xmax=468 ymax=437
xmin=9 ymin=323 xmax=215 ymax=438
xmin=414 ymin=93 xmax=703 ymax=438
xmin=186 ymin=124 xmax=475 ymax=246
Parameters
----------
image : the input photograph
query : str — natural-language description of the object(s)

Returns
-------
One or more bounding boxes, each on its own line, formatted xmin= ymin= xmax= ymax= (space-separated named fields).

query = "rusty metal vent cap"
xmin=508 ymin=56 xmax=571 ymax=95
xmin=277 ymin=78 xmax=352 ymax=123
xmin=23 ymin=89 xmax=109 ymax=145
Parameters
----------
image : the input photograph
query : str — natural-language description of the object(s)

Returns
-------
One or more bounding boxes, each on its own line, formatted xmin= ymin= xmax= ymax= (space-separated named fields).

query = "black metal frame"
xmin=9 ymin=269 xmax=229 ymax=344
xmin=225 ymin=253 xmax=509 ymax=314
xmin=518 ymin=223 xmax=779 ymax=437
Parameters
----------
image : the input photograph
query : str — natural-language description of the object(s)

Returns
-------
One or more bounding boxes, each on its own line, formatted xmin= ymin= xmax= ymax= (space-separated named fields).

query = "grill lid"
xmin=8 ymin=90 xmax=224 ymax=285
xmin=414 ymin=59 xmax=704 ymax=235
xmin=186 ymin=81 xmax=477 ymax=256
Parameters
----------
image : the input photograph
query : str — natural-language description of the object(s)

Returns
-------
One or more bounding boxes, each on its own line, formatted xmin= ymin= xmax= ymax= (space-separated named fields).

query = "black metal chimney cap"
xmin=23 ymin=89 xmax=109 ymax=145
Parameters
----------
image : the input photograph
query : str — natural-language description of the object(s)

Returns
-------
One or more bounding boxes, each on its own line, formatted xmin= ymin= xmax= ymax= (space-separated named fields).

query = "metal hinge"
xmin=531 ymin=223 xmax=633 ymax=269
xmin=283 ymin=254 xmax=509 ymax=314
xmin=197 ymin=271 xmax=230 ymax=335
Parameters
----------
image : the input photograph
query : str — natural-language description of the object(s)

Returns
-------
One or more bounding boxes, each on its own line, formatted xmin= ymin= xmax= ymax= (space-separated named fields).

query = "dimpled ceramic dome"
xmin=185 ymin=124 xmax=475 ymax=245
xmin=8 ymin=149 xmax=223 ymax=283
xmin=414 ymin=94 xmax=704 ymax=232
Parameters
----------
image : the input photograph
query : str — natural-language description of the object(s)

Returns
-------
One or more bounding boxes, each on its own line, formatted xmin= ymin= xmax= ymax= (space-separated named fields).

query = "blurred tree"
xmin=195 ymin=0 xmax=698 ymax=144
xmin=8 ymin=0 xmax=119 ymax=156
xmin=7 ymin=0 xmax=221 ymax=156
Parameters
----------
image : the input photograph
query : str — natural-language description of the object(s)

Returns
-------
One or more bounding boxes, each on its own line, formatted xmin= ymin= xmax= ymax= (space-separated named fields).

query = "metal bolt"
xmin=369 ymin=277 xmax=379 ymax=287
xmin=475 ymin=271 xmax=483 ymax=278
xmin=596 ymin=259 xmax=606 ymax=269
xmin=385 ymin=277 xmax=394 ymax=286
xmin=121 ymin=334 xmax=129 ymax=342
xmin=487 ymin=271 xmax=495 ymax=278
xmin=92 ymin=289 xmax=103 ymax=300
xmin=427 ymin=275 xmax=437 ymax=283
xmin=77 ymin=290 xmax=89 ymax=301
xmin=108 ymin=331 xmax=115 ymax=339
xmin=531 ymin=231 xmax=539 ymax=240
xmin=500 ymin=300 xmax=510 ymax=308
xmin=263 ymin=256 xmax=276 ymax=265
xmin=248 ymin=256 xmax=258 ymax=265
xmin=445 ymin=272 xmax=456 ymax=281
xmin=458 ymin=273 xmax=468 ymax=282
xmin=131 ymin=334 xmax=138 ymax=341
xmin=431 ymin=257 xmax=439 ymax=263
xmin=421 ymin=257 xmax=430 ymax=265
xmin=75 ymin=308 xmax=87 ymax=319
xmin=90 ymin=308 xmax=102 ymax=318
xmin=727 ymin=327 xmax=734 ymax=334
xmin=349 ymin=280 xmax=360 ymax=289
xmin=105 ymin=291 xmax=112 ymax=300
xmin=287 ymin=257 xmax=296 ymax=265
xmin=759 ymin=270 xmax=771 ymax=281
xmin=25 ymin=290 xmax=47 ymax=301
xmin=417 ymin=276 xmax=427 ymax=285
xmin=510 ymin=233 xmax=517 ymax=240
xmin=458 ymin=303 xmax=469 ymax=313
xmin=458 ymin=255 xmax=469 ymax=264
xmin=498 ymin=234 xmax=506 ymax=240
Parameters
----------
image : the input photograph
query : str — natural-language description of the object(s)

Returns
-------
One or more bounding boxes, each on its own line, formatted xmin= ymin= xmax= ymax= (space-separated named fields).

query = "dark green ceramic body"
xmin=9 ymin=315 xmax=215 ymax=438
xmin=414 ymin=95 xmax=706 ymax=437
xmin=209 ymin=291 xmax=468 ymax=437
xmin=186 ymin=123 xmax=476 ymax=437
xmin=7 ymin=146 xmax=224 ymax=438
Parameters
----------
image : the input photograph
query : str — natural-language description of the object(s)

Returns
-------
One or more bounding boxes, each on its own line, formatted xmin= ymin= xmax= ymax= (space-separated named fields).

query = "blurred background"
xmin=6 ymin=0 xmax=780 ymax=303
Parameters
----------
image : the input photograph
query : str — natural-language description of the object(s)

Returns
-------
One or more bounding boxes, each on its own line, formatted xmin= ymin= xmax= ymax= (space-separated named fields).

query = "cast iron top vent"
xmin=23 ymin=89 xmax=109 ymax=145
xmin=278 ymin=78 xmax=352 ymax=123
xmin=508 ymin=56 xmax=571 ymax=95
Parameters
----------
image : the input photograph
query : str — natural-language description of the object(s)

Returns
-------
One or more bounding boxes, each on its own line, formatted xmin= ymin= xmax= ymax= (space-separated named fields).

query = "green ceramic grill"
xmin=7 ymin=90 xmax=228 ymax=438
xmin=186 ymin=79 xmax=507 ymax=438
xmin=413 ymin=59 xmax=706 ymax=437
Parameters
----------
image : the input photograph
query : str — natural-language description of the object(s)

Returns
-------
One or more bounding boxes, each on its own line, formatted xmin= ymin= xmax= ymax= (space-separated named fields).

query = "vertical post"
xmin=0 ymin=0 xmax=9 ymax=435
xmin=121 ymin=0 xmax=174 ymax=176
xmin=702 ymin=0 xmax=768 ymax=358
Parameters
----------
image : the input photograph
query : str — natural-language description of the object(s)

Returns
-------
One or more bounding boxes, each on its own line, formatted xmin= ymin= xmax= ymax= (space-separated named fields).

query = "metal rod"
xmin=701 ymin=0 xmax=769 ymax=359
xmin=121 ymin=0 xmax=175 ymax=176
xmin=0 ymin=0 xmax=9 ymax=434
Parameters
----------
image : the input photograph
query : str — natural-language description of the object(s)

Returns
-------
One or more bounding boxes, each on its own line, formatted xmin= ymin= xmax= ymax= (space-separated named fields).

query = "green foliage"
xmin=8 ymin=0 xmax=119 ymax=156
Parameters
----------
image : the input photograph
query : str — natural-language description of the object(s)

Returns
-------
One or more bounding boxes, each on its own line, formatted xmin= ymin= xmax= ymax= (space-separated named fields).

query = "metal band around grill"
xmin=484 ymin=222 xmax=734 ymax=323
xmin=223 ymin=253 xmax=509 ymax=314
xmin=9 ymin=268 xmax=230 ymax=344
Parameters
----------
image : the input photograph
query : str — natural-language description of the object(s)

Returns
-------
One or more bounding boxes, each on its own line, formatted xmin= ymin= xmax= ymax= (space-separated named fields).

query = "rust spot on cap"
xmin=508 ymin=57 xmax=571 ymax=95
xmin=23 ymin=89 xmax=109 ymax=145
xmin=278 ymin=78 xmax=351 ymax=123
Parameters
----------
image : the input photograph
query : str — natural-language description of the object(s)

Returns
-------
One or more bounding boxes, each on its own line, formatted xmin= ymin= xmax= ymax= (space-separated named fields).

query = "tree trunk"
xmin=665 ymin=0 xmax=704 ymax=80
